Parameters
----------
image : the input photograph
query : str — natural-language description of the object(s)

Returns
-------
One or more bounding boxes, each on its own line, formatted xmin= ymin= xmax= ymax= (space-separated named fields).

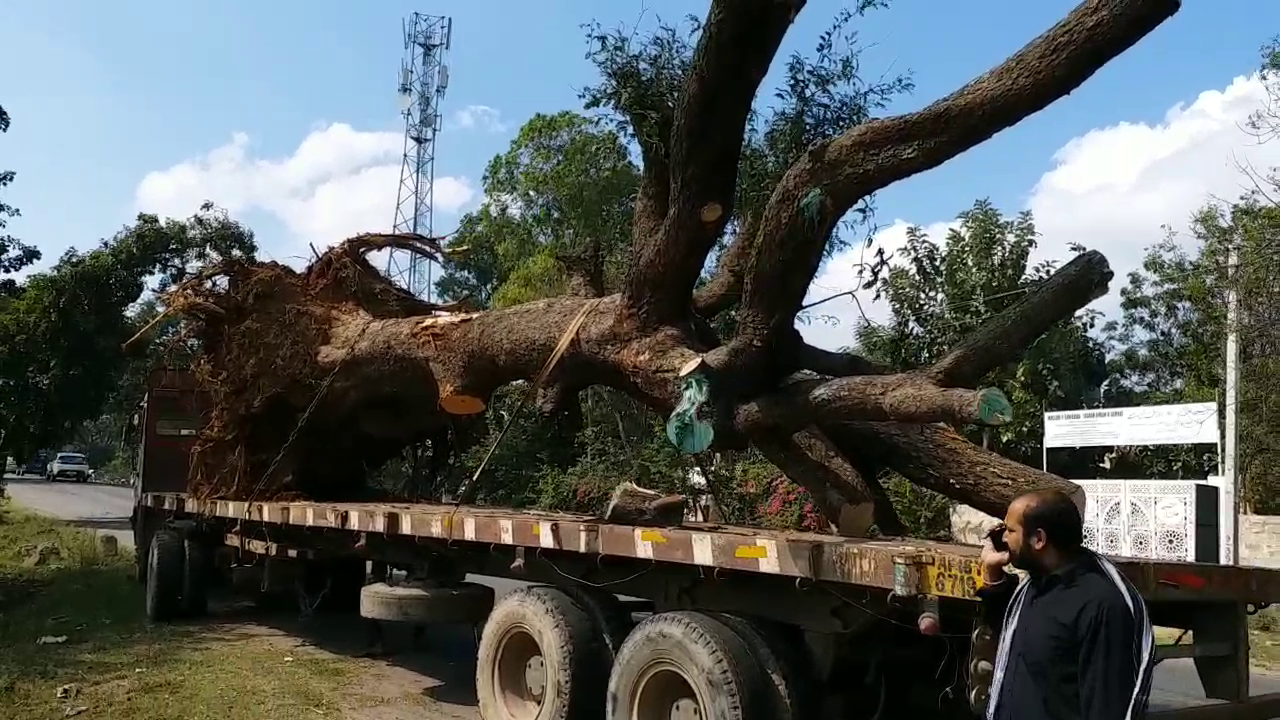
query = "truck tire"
xmin=181 ymin=538 xmax=210 ymax=618
xmin=554 ymin=585 xmax=633 ymax=661
xmin=711 ymin=614 xmax=810 ymax=720
xmin=144 ymin=530 xmax=185 ymax=622
xmin=358 ymin=581 xmax=495 ymax=624
xmin=606 ymin=611 xmax=767 ymax=720
xmin=476 ymin=586 xmax=610 ymax=720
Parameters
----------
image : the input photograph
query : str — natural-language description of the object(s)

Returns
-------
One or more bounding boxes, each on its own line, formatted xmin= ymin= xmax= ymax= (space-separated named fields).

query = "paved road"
xmin=3 ymin=473 xmax=134 ymax=548
xmin=4 ymin=478 xmax=1276 ymax=715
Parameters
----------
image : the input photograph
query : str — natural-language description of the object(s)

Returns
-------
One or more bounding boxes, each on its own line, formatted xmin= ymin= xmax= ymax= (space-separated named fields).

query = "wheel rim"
xmin=632 ymin=660 xmax=704 ymax=720
xmin=493 ymin=624 xmax=546 ymax=720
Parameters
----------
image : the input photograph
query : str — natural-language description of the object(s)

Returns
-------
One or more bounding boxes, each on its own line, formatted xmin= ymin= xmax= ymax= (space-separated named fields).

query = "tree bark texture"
xmin=169 ymin=0 xmax=1180 ymax=535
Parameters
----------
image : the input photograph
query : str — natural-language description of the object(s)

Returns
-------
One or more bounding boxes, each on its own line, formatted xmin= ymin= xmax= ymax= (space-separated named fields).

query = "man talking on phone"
xmin=978 ymin=489 xmax=1155 ymax=720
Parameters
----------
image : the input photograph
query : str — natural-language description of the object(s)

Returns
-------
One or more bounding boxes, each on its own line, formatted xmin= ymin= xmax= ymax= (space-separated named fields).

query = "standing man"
xmin=978 ymin=489 xmax=1156 ymax=720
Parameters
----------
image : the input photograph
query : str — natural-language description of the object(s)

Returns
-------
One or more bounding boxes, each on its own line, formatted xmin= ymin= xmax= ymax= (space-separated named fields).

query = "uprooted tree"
xmin=164 ymin=0 xmax=1182 ymax=536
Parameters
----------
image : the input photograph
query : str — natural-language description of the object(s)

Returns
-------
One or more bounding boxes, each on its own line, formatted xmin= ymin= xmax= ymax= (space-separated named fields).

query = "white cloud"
xmin=451 ymin=105 xmax=508 ymax=133
xmin=135 ymin=123 xmax=478 ymax=262
xmin=799 ymin=74 xmax=1280 ymax=351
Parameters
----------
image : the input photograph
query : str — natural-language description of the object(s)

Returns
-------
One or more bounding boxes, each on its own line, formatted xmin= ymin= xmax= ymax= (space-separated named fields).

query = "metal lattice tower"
xmin=387 ymin=13 xmax=452 ymax=300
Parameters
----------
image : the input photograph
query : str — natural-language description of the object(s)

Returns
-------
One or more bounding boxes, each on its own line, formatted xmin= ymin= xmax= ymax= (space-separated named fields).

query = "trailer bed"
xmin=141 ymin=492 xmax=1280 ymax=604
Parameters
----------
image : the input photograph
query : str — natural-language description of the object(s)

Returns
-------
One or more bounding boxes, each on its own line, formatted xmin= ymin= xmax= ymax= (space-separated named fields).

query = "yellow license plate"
xmin=923 ymin=556 xmax=985 ymax=599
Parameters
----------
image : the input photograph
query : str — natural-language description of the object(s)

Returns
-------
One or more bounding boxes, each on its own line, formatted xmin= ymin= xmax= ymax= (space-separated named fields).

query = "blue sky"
xmin=4 ymin=0 xmax=1280 ymax=347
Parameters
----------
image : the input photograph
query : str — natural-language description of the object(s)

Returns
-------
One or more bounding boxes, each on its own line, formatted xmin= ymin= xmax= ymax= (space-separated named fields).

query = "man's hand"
xmin=980 ymin=524 xmax=1011 ymax=584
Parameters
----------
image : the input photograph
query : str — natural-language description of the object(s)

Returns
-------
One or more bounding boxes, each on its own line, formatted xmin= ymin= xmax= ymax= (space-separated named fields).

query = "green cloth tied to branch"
xmin=977 ymin=387 xmax=1013 ymax=425
xmin=666 ymin=373 xmax=714 ymax=454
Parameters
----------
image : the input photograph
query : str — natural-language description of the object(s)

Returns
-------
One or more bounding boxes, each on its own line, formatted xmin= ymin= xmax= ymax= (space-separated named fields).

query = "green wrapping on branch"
xmin=977 ymin=387 xmax=1013 ymax=425
xmin=666 ymin=373 xmax=714 ymax=454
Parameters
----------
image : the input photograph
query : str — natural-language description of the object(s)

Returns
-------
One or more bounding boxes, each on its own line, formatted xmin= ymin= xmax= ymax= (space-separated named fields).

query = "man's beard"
xmin=1008 ymin=537 xmax=1046 ymax=575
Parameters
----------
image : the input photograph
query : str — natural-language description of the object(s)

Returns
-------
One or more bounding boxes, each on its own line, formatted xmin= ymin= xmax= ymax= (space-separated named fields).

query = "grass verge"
xmin=0 ymin=500 xmax=360 ymax=720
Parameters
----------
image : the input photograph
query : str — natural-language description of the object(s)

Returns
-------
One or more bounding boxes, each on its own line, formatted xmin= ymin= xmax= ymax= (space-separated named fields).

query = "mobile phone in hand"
xmin=986 ymin=524 xmax=1009 ymax=553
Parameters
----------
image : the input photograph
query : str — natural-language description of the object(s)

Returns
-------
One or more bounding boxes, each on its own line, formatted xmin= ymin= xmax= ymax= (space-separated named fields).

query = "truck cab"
xmin=129 ymin=368 xmax=210 ymax=560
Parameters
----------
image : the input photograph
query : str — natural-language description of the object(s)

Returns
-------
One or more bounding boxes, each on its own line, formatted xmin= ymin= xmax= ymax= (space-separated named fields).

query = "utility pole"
xmin=1223 ymin=241 xmax=1241 ymax=565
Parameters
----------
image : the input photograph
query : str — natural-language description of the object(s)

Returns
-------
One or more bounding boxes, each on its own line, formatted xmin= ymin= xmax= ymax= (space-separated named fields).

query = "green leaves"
xmin=0 ymin=205 xmax=256 ymax=458
xmin=0 ymin=104 xmax=41 ymax=283
xmin=436 ymin=111 xmax=640 ymax=306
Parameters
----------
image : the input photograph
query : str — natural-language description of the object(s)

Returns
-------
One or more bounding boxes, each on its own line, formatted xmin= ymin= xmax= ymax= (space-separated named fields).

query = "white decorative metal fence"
xmin=1075 ymin=480 xmax=1215 ymax=562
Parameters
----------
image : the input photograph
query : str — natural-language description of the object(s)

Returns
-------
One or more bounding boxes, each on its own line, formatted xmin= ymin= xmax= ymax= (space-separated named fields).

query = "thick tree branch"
xmin=823 ymin=421 xmax=1084 ymax=520
xmin=630 ymin=108 xmax=673 ymax=245
xmin=736 ymin=374 xmax=1012 ymax=432
xmin=928 ymin=250 xmax=1112 ymax=387
xmin=734 ymin=0 xmax=1179 ymax=338
xmin=324 ymin=295 xmax=702 ymax=419
xmin=555 ymin=240 xmax=605 ymax=298
xmin=796 ymin=343 xmax=889 ymax=376
xmin=626 ymin=0 xmax=804 ymax=323
xmin=692 ymin=213 xmax=757 ymax=317
xmin=755 ymin=430 xmax=876 ymax=535
xmin=859 ymin=467 xmax=907 ymax=537
xmin=178 ymin=248 xmax=714 ymax=500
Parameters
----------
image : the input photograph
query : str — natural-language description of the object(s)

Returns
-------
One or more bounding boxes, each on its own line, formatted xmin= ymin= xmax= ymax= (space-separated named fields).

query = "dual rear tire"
xmin=474 ymin=586 xmax=805 ymax=720
xmin=605 ymin=611 xmax=807 ymax=720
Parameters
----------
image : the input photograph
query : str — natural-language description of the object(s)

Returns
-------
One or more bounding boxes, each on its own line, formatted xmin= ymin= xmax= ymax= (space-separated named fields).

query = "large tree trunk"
xmin=167 ymin=0 xmax=1182 ymax=535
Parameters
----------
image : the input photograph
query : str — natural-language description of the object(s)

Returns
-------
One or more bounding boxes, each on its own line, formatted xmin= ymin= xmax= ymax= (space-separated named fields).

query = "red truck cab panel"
xmin=137 ymin=367 xmax=210 ymax=495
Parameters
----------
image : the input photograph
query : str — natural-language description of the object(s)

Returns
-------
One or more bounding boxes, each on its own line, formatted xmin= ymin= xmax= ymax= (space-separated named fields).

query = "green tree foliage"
xmin=1104 ymin=196 xmax=1280 ymax=512
xmin=436 ymin=111 xmax=640 ymax=306
xmin=854 ymin=200 xmax=1109 ymax=535
xmin=0 ymin=204 xmax=256 ymax=461
xmin=581 ymin=3 xmax=912 ymax=269
xmin=0 ymin=105 xmax=41 ymax=295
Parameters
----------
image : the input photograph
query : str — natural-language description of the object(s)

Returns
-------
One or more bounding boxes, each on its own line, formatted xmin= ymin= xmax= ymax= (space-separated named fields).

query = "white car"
xmin=46 ymin=452 xmax=91 ymax=482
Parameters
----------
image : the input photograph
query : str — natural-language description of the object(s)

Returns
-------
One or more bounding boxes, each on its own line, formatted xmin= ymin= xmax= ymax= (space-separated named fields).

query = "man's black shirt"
xmin=978 ymin=554 xmax=1143 ymax=720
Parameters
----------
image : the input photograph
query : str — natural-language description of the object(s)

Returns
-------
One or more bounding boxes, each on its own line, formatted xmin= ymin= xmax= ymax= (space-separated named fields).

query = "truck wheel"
xmin=554 ymin=585 xmax=633 ymax=661
xmin=711 ymin=614 xmax=810 ymax=720
xmin=606 ymin=611 xmax=767 ymax=720
xmin=181 ymin=538 xmax=211 ymax=618
xmin=476 ymin=586 xmax=609 ymax=720
xmin=358 ymin=581 xmax=495 ymax=624
xmin=144 ymin=530 xmax=185 ymax=622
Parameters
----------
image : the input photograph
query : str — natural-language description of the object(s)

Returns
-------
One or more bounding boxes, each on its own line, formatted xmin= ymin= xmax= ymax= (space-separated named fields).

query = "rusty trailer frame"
xmin=140 ymin=493 xmax=1280 ymax=605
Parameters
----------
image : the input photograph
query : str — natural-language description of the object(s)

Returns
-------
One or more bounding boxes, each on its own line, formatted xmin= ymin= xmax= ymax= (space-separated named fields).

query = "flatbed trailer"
xmin=135 ymin=491 xmax=1280 ymax=720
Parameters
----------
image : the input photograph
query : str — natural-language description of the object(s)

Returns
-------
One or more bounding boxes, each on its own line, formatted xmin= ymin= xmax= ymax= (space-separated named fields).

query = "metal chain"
xmin=243 ymin=318 xmax=375 ymax=511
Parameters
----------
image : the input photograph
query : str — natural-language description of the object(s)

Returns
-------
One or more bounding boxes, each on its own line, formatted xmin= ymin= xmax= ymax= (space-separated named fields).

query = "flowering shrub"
xmin=758 ymin=477 xmax=826 ymax=532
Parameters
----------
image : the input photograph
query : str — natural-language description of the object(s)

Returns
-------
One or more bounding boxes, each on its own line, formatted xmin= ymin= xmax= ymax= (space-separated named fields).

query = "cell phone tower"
xmin=387 ymin=13 xmax=452 ymax=300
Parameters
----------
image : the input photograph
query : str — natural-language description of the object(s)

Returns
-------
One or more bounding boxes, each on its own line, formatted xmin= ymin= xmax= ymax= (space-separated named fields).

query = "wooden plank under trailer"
xmin=141 ymin=492 xmax=1280 ymax=604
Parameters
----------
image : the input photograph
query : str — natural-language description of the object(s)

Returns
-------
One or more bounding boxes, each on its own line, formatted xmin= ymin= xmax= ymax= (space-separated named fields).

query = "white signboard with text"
xmin=1043 ymin=402 xmax=1219 ymax=449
